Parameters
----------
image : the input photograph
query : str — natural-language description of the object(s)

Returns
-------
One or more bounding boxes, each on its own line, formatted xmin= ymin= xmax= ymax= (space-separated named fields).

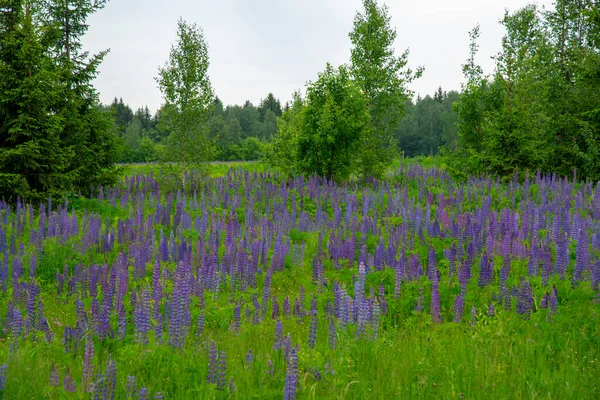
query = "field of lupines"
xmin=0 ymin=162 xmax=599 ymax=399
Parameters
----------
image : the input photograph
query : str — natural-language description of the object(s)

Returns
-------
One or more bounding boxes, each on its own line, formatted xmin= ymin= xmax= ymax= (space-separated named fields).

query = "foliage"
xmin=297 ymin=63 xmax=371 ymax=181
xmin=155 ymin=18 xmax=216 ymax=167
xmin=0 ymin=0 xmax=117 ymax=202
xmin=349 ymin=0 xmax=423 ymax=178
xmin=262 ymin=91 xmax=304 ymax=175
xmin=448 ymin=3 xmax=600 ymax=181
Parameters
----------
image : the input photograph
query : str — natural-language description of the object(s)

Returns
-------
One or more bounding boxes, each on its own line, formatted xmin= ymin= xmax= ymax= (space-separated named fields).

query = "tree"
xmin=0 ymin=0 xmax=74 ymax=201
xmin=259 ymin=93 xmax=282 ymax=120
xmin=297 ymin=63 xmax=371 ymax=181
xmin=349 ymin=0 xmax=423 ymax=178
xmin=156 ymin=18 xmax=216 ymax=167
xmin=43 ymin=0 xmax=118 ymax=193
xmin=262 ymin=91 xmax=304 ymax=175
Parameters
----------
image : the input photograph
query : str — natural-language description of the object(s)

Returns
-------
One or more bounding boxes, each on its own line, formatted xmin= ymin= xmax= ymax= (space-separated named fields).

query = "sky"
xmin=83 ymin=0 xmax=554 ymax=113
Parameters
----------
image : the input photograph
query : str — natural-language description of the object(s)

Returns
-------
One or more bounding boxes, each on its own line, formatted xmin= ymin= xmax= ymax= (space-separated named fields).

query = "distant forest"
xmin=103 ymin=88 xmax=458 ymax=163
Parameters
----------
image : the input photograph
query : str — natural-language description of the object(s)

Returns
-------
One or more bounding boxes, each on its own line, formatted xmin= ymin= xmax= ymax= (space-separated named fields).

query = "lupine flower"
xmin=246 ymin=349 xmax=254 ymax=366
xmin=431 ymin=281 xmax=441 ymax=323
xmin=217 ymin=350 xmax=227 ymax=391
xmin=453 ymin=291 xmax=465 ymax=323
xmin=487 ymin=302 xmax=495 ymax=317
xmin=272 ymin=296 xmax=280 ymax=320
xmin=138 ymin=388 xmax=149 ymax=400
xmin=274 ymin=320 xmax=283 ymax=350
xmin=0 ymin=364 xmax=6 ymax=391
xmin=83 ymin=338 xmax=95 ymax=392
xmin=284 ymin=347 xmax=298 ymax=400
xmin=283 ymin=296 xmax=291 ymax=316
xmin=517 ymin=279 xmax=534 ymax=318
xmin=63 ymin=368 xmax=77 ymax=392
xmin=328 ymin=318 xmax=337 ymax=349
xmin=105 ymin=355 xmax=117 ymax=400
xmin=208 ymin=341 xmax=218 ymax=384
xmin=49 ymin=364 xmax=60 ymax=387
xmin=126 ymin=376 xmax=137 ymax=399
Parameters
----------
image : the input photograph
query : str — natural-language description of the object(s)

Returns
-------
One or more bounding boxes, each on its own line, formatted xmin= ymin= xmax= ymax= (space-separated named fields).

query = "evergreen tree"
xmin=43 ymin=0 xmax=118 ymax=193
xmin=0 ymin=0 xmax=74 ymax=201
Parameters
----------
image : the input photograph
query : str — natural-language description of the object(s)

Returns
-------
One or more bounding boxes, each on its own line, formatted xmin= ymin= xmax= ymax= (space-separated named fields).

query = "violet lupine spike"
xmin=63 ymin=368 xmax=77 ymax=392
xmin=478 ymin=252 xmax=493 ymax=288
xmin=516 ymin=279 xmax=535 ymax=318
xmin=271 ymin=296 xmax=280 ymax=320
xmin=234 ymin=303 xmax=241 ymax=332
xmin=430 ymin=281 xmax=441 ymax=323
xmin=217 ymin=351 xmax=227 ymax=391
xmin=246 ymin=349 xmax=254 ymax=366
xmin=487 ymin=302 xmax=495 ymax=317
xmin=103 ymin=355 xmax=117 ymax=400
xmin=126 ymin=376 xmax=137 ymax=399
xmin=138 ymin=388 xmax=149 ymax=400
xmin=284 ymin=347 xmax=298 ymax=400
xmin=453 ymin=291 xmax=465 ymax=323
xmin=49 ymin=363 xmax=60 ymax=387
xmin=207 ymin=341 xmax=218 ymax=384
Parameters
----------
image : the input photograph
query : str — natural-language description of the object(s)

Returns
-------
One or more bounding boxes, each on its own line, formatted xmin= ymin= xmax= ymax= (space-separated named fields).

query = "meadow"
xmin=0 ymin=161 xmax=598 ymax=399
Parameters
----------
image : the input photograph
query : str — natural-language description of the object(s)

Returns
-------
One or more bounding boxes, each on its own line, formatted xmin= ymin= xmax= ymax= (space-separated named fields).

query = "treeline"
xmin=447 ymin=1 xmax=600 ymax=181
xmin=104 ymin=94 xmax=283 ymax=163
xmin=107 ymin=88 xmax=459 ymax=163
xmin=396 ymin=88 xmax=459 ymax=157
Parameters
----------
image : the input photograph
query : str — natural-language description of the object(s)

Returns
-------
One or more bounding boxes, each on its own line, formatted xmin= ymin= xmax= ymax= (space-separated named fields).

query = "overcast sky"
xmin=83 ymin=0 xmax=554 ymax=113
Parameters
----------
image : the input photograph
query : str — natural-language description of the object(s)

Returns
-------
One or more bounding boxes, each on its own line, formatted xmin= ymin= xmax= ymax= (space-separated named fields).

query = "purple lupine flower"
xmin=246 ymin=349 xmax=254 ymax=366
xmin=453 ymin=291 xmax=465 ymax=323
xmin=427 ymin=246 xmax=437 ymax=282
xmin=470 ymin=306 xmax=477 ymax=326
xmin=516 ymin=279 xmax=534 ymax=318
xmin=274 ymin=320 xmax=283 ymax=350
xmin=284 ymin=347 xmax=298 ymax=400
xmin=328 ymin=318 xmax=337 ymax=349
xmin=430 ymin=280 xmax=441 ymax=323
xmin=272 ymin=296 xmax=280 ymax=320
xmin=487 ymin=302 xmax=495 ymax=317
xmin=134 ymin=288 xmax=151 ymax=344
xmin=105 ymin=355 xmax=117 ymax=400
xmin=138 ymin=387 xmax=149 ymax=400
xmin=540 ymin=292 xmax=549 ymax=309
xmin=126 ymin=376 xmax=137 ymax=399
xmin=478 ymin=252 xmax=493 ymax=287
xmin=233 ymin=303 xmax=241 ymax=332
xmin=217 ymin=350 xmax=227 ymax=391
xmin=63 ymin=368 xmax=77 ymax=392
xmin=207 ymin=341 xmax=218 ymax=384
xmin=49 ymin=363 xmax=60 ymax=387
xmin=83 ymin=338 xmax=95 ymax=392
xmin=283 ymin=296 xmax=291 ymax=317
xmin=0 ymin=364 xmax=6 ymax=391
xmin=308 ymin=296 xmax=318 ymax=348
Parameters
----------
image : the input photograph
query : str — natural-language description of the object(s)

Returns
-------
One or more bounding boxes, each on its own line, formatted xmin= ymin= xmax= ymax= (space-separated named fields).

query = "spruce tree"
xmin=0 ymin=0 xmax=74 ymax=201
xmin=43 ymin=0 xmax=118 ymax=194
